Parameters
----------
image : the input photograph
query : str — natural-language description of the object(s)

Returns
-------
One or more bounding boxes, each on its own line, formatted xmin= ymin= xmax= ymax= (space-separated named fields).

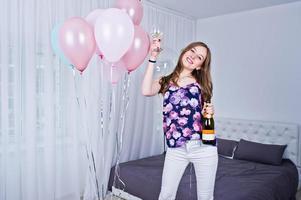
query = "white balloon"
xmin=94 ymin=8 xmax=134 ymax=62
xmin=85 ymin=9 xmax=104 ymax=26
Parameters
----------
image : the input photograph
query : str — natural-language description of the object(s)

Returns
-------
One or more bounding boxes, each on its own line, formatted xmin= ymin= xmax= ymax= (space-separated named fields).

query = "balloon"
xmin=85 ymin=9 xmax=104 ymax=26
xmin=154 ymin=47 xmax=178 ymax=78
xmin=94 ymin=8 xmax=134 ymax=63
xmin=59 ymin=17 xmax=96 ymax=73
xmin=103 ymin=60 xmax=126 ymax=85
xmin=50 ymin=23 xmax=72 ymax=67
xmin=85 ymin=9 xmax=105 ymax=58
xmin=121 ymin=25 xmax=150 ymax=72
xmin=115 ymin=0 xmax=143 ymax=25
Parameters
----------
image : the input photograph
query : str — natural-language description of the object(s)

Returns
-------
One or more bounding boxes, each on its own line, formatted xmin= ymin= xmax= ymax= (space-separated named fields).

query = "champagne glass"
xmin=150 ymin=26 xmax=163 ymax=53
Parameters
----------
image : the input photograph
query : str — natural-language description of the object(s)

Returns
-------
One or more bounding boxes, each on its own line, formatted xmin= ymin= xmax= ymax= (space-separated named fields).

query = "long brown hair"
xmin=158 ymin=41 xmax=213 ymax=101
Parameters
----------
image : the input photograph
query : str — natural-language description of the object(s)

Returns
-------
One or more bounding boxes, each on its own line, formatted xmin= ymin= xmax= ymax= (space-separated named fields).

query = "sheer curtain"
xmin=0 ymin=0 xmax=195 ymax=199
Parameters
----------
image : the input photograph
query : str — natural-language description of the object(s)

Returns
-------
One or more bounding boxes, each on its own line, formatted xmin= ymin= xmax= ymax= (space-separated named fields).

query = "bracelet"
xmin=148 ymin=59 xmax=156 ymax=63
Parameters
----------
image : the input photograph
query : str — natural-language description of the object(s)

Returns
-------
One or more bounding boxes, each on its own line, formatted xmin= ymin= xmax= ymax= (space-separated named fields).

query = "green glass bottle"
xmin=202 ymin=100 xmax=216 ymax=145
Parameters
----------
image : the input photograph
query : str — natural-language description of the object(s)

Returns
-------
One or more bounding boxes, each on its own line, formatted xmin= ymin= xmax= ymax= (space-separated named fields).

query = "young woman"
xmin=142 ymin=38 xmax=218 ymax=200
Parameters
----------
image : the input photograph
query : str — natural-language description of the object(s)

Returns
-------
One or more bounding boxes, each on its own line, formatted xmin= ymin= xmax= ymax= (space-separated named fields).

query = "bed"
xmin=108 ymin=118 xmax=300 ymax=200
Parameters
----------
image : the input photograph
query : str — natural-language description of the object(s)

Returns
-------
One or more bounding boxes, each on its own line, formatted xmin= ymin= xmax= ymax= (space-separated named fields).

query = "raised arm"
xmin=141 ymin=37 xmax=162 ymax=96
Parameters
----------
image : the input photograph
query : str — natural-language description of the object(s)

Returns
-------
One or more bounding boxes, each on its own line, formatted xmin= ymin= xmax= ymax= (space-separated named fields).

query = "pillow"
xmin=217 ymin=138 xmax=239 ymax=158
xmin=233 ymin=139 xmax=287 ymax=165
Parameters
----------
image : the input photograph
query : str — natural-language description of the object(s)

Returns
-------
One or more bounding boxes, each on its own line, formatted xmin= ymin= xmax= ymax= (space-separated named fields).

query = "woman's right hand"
xmin=149 ymin=37 xmax=162 ymax=60
xmin=202 ymin=102 xmax=215 ymax=116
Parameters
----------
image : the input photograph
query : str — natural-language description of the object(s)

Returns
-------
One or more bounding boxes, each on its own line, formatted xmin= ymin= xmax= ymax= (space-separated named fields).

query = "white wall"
xmin=196 ymin=2 xmax=301 ymax=127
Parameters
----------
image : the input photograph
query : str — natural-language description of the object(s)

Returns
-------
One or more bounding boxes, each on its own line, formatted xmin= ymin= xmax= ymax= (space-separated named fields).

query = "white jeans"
xmin=158 ymin=140 xmax=218 ymax=200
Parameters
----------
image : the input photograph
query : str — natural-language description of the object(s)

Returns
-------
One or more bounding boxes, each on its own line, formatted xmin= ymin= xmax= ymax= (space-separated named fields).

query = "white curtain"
xmin=0 ymin=0 xmax=195 ymax=199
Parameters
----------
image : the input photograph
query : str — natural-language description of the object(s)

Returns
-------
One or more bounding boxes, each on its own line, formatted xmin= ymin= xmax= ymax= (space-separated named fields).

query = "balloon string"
xmin=82 ymin=80 xmax=101 ymax=200
xmin=113 ymin=78 xmax=125 ymax=189
xmin=120 ymin=73 xmax=131 ymax=160
xmin=98 ymin=60 xmax=107 ymax=200
xmin=110 ymin=64 xmax=113 ymax=86
xmin=108 ymin=86 xmax=113 ymax=124
xmin=74 ymin=70 xmax=101 ymax=200
xmin=91 ymin=151 xmax=100 ymax=200
xmin=99 ymin=86 xmax=114 ymax=199
xmin=73 ymin=70 xmax=96 ymax=198
xmin=99 ymin=98 xmax=105 ymax=200
xmin=72 ymin=67 xmax=80 ymax=107
xmin=113 ymin=73 xmax=130 ymax=191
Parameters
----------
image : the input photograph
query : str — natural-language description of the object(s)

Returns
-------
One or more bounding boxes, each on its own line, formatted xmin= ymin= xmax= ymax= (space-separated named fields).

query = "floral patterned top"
xmin=163 ymin=82 xmax=203 ymax=148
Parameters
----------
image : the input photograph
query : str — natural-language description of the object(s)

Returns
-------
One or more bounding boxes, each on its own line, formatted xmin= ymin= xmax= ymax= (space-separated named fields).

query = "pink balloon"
xmin=85 ymin=9 xmax=105 ymax=59
xmin=59 ymin=17 xmax=96 ymax=73
xmin=103 ymin=60 xmax=126 ymax=84
xmin=122 ymin=25 xmax=150 ymax=72
xmin=94 ymin=8 xmax=134 ymax=63
xmin=115 ymin=0 xmax=143 ymax=25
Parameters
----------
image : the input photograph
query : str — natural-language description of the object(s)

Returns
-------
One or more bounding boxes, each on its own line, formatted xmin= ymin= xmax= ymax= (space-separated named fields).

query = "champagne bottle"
xmin=202 ymin=100 xmax=216 ymax=145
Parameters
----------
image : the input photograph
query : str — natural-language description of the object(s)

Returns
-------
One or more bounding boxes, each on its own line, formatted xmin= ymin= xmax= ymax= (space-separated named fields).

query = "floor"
xmin=297 ymin=188 xmax=301 ymax=200
xmin=105 ymin=189 xmax=301 ymax=200
xmin=104 ymin=194 xmax=123 ymax=200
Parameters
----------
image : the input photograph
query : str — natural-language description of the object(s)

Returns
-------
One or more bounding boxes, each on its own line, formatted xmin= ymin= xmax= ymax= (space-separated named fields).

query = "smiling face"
xmin=159 ymin=41 xmax=212 ymax=100
xmin=181 ymin=45 xmax=208 ymax=71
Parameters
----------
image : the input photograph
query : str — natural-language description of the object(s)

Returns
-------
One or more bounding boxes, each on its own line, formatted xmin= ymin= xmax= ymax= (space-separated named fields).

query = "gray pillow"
xmin=233 ymin=139 xmax=287 ymax=165
xmin=217 ymin=138 xmax=238 ymax=158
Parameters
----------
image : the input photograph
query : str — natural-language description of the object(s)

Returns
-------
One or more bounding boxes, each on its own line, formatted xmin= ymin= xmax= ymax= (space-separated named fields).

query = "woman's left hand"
xmin=202 ymin=102 xmax=215 ymax=116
